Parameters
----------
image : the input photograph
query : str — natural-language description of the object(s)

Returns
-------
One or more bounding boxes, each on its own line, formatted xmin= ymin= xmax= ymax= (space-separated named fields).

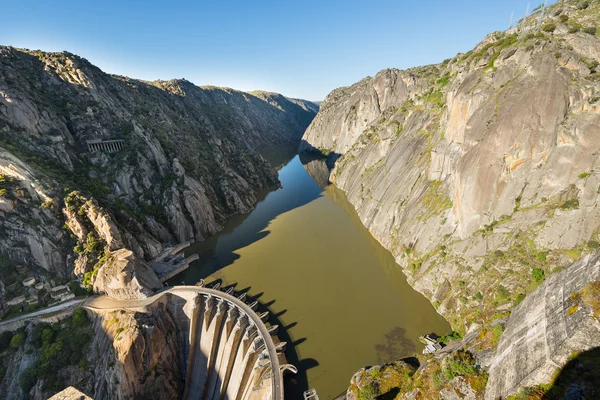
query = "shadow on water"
xmin=202 ymin=280 xmax=314 ymax=400
xmin=170 ymin=143 xmax=330 ymax=285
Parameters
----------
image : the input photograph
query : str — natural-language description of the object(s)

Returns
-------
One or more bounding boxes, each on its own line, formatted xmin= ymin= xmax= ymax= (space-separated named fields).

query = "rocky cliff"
xmin=301 ymin=0 xmax=600 ymax=396
xmin=303 ymin=0 xmax=600 ymax=330
xmin=0 ymin=46 xmax=317 ymax=305
xmin=0 ymin=304 xmax=182 ymax=400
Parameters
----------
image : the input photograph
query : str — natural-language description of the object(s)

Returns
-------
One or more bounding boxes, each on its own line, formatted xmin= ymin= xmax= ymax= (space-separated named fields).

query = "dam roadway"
xmin=84 ymin=286 xmax=286 ymax=400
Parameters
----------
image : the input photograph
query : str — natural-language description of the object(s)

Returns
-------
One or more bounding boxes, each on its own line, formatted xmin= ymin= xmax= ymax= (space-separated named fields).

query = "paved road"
xmin=0 ymin=298 xmax=85 ymax=327
xmin=2 ymin=287 xmax=283 ymax=399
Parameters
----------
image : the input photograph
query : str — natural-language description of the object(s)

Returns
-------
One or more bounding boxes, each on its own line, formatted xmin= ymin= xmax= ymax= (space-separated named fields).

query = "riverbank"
xmin=174 ymin=149 xmax=450 ymax=398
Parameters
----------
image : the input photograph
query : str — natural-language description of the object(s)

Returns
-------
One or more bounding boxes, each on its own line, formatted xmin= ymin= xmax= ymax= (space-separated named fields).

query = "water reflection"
xmin=174 ymin=145 xmax=450 ymax=399
xmin=177 ymin=149 xmax=323 ymax=282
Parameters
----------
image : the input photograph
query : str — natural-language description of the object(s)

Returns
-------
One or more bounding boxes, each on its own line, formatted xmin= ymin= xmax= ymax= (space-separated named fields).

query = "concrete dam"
xmin=84 ymin=285 xmax=292 ymax=400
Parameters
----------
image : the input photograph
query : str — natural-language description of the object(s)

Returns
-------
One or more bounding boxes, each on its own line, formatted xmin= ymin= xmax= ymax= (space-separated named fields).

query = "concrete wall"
xmin=83 ymin=286 xmax=285 ymax=400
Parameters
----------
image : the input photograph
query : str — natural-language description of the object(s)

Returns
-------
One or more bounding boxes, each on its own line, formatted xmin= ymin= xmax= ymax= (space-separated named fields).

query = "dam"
xmin=174 ymin=145 xmax=450 ymax=398
xmin=84 ymin=285 xmax=290 ymax=400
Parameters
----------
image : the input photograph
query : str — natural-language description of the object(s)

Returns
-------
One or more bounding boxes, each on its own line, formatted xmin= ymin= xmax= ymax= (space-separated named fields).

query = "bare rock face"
xmin=93 ymin=249 xmax=162 ymax=300
xmin=0 ymin=46 xmax=317 ymax=294
xmin=485 ymin=251 xmax=600 ymax=399
xmin=301 ymin=0 xmax=600 ymax=330
xmin=48 ymin=387 xmax=93 ymax=400
xmin=91 ymin=303 xmax=182 ymax=399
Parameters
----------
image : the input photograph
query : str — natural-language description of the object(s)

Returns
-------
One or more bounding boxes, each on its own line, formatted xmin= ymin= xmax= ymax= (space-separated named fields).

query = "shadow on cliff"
xmin=536 ymin=346 xmax=600 ymax=399
xmin=299 ymin=139 xmax=342 ymax=172
xmin=172 ymin=149 xmax=334 ymax=284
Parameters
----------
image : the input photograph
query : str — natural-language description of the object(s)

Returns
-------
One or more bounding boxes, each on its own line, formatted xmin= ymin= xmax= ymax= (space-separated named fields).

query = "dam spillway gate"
xmin=84 ymin=286 xmax=288 ymax=400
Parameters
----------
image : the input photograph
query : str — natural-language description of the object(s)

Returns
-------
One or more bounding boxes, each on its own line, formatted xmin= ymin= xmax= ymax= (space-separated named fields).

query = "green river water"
xmin=176 ymin=144 xmax=449 ymax=399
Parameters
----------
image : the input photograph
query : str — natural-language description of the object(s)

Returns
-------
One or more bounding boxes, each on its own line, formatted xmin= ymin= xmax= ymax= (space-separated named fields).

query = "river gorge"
xmin=174 ymin=144 xmax=450 ymax=398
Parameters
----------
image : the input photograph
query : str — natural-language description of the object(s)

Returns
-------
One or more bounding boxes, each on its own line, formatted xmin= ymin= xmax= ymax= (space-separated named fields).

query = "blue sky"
xmin=1 ymin=0 xmax=555 ymax=100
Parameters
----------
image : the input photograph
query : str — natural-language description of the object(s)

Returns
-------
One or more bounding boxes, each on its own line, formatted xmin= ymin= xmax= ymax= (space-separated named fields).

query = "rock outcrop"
xmin=91 ymin=303 xmax=183 ymax=400
xmin=485 ymin=250 xmax=600 ymax=399
xmin=0 ymin=46 xmax=317 ymax=303
xmin=303 ymin=0 xmax=600 ymax=397
xmin=93 ymin=249 xmax=162 ymax=300
xmin=302 ymin=0 xmax=600 ymax=330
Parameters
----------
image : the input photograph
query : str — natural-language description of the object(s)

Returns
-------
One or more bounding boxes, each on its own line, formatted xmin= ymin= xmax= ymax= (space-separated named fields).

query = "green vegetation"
xmin=418 ymin=180 xmax=453 ymax=222
xmin=436 ymin=74 xmax=450 ymax=87
xmin=438 ymin=330 xmax=463 ymax=346
xmin=10 ymin=333 xmax=26 ymax=349
xmin=584 ymin=26 xmax=597 ymax=35
xmin=20 ymin=308 xmax=92 ymax=394
xmin=578 ymin=1 xmax=590 ymax=10
xmin=0 ymin=331 xmax=14 ymax=353
xmin=559 ymin=198 xmax=579 ymax=210
xmin=0 ymin=173 xmax=19 ymax=200
xmin=587 ymin=240 xmax=600 ymax=249
xmin=442 ymin=350 xmax=479 ymax=380
xmin=583 ymin=280 xmax=600 ymax=318
xmin=422 ymin=89 xmax=445 ymax=108
xmin=497 ymin=285 xmax=510 ymax=301
xmin=357 ymin=384 xmax=378 ymax=400
xmin=532 ymin=267 xmax=545 ymax=284
xmin=542 ymin=23 xmax=557 ymax=33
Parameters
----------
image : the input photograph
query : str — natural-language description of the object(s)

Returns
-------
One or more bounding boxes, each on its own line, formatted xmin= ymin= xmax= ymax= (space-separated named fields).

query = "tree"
xmin=71 ymin=308 xmax=88 ymax=328
xmin=10 ymin=333 xmax=26 ymax=349
xmin=0 ymin=331 xmax=13 ymax=352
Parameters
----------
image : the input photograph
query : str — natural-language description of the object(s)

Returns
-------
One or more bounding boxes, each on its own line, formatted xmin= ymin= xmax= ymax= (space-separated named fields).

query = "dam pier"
xmin=84 ymin=285 xmax=289 ymax=400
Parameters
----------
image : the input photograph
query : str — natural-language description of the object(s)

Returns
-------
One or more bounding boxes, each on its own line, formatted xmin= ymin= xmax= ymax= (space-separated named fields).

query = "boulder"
xmin=93 ymin=249 xmax=162 ymax=300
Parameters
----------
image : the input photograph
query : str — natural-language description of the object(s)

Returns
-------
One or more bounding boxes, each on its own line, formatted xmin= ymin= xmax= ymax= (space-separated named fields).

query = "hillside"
xmin=0 ymin=46 xmax=317 ymax=313
xmin=301 ymin=0 xmax=600 ymax=397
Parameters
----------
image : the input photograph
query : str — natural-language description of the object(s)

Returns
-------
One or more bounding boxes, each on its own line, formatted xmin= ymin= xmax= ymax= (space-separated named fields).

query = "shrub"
xmin=0 ymin=188 xmax=7 ymax=198
xmin=497 ymin=285 xmax=510 ymax=301
xmin=490 ymin=324 xmax=505 ymax=346
xmin=357 ymin=383 xmax=378 ymax=400
xmin=71 ymin=308 xmax=88 ymax=328
xmin=40 ymin=198 xmax=54 ymax=209
xmin=0 ymin=331 xmax=13 ymax=352
xmin=584 ymin=26 xmax=597 ymax=35
xmin=583 ymin=281 xmax=600 ymax=317
xmin=436 ymin=74 xmax=450 ymax=87
xmin=438 ymin=331 xmax=463 ymax=345
xmin=578 ymin=1 xmax=590 ymax=10
xmin=559 ymin=14 xmax=569 ymax=23
xmin=569 ymin=25 xmax=581 ymax=33
xmin=579 ymin=172 xmax=591 ymax=179
xmin=542 ymin=23 xmax=557 ymax=33
xmin=559 ymin=198 xmax=579 ymax=210
xmin=443 ymin=350 xmax=480 ymax=381
xmin=10 ymin=333 xmax=26 ymax=349
xmin=532 ymin=268 xmax=545 ymax=283
xmin=588 ymin=240 xmax=600 ymax=249
xmin=19 ymin=366 xmax=38 ymax=394
xmin=474 ymin=292 xmax=484 ymax=301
